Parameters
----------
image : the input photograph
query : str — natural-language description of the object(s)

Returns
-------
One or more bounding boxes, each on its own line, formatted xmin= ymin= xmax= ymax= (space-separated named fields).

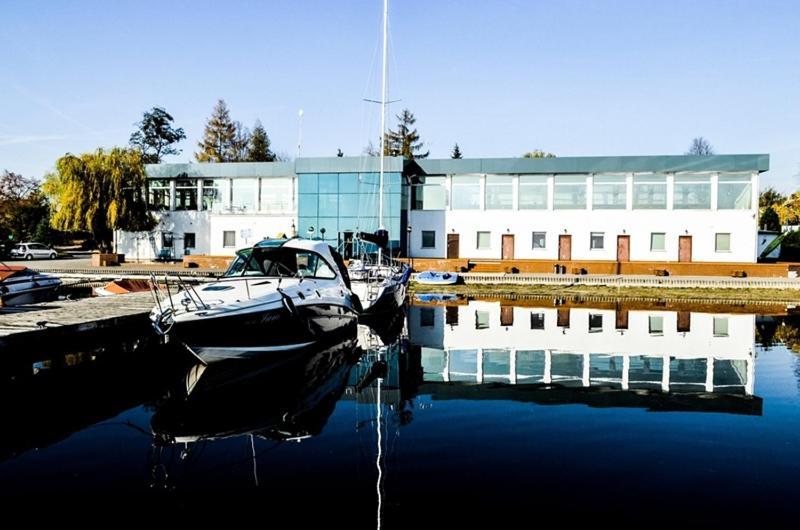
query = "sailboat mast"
xmin=378 ymin=0 xmax=388 ymax=231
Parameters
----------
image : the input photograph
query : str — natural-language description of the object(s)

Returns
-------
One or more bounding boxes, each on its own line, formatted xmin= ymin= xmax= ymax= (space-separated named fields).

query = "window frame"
xmin=715 ymin=233 xmax=731 ymax=253
xmin=650 ymin=232 xmax=666 ymax=252
xmin=476 ymin=231 xmax=491 ymax=250
xmin=223 ymin=230 xmax=236 ymax=248
xmin=421 ymin=230 xmax=436 ymax=249
xmin=590 ymin=232 xmax=605 ymax=250
xmin=532 ymin=231 xmax=546 ymax=250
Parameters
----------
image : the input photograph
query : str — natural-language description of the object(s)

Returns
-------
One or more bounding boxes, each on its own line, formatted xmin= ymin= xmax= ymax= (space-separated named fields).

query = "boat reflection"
xmin=405 ymin=301 xmax=762 ymax=415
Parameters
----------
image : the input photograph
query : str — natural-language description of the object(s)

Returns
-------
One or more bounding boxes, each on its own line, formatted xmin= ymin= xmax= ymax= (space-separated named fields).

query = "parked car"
xmin=10 ymin=242 xmax=58 ymax=260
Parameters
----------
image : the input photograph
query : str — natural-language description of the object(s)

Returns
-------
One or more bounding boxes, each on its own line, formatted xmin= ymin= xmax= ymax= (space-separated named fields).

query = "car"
xmin=10 ymin=242 xmax=58 ymax=260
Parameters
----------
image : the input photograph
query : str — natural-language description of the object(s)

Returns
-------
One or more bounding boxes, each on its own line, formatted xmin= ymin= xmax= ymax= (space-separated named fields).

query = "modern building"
xmin=116 ymin=154 xmax=768 ymax=264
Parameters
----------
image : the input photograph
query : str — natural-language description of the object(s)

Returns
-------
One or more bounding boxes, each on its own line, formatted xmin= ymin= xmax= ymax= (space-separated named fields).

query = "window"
xmin=451 ymin=176 xmax=481 ymax=210
xmin=590 ymin=232 xmax=604 ymax=250
xmin=592 ymin=174 xmax=627 ymax=209
xmin=295 ymin=251 xmax=336 ymax=279
xmin=223 ymin=231 xmax=236 ymax=248
xmin=184 ymin=233 xmax=196 ymax=249
xmin=519 ymin=175 xmax=548 ymax=209
xmin=231 ymin=178 xmax=258 ymax=212
xmin=553 ymin=175 xmax=586 ymax=209
xmin=650 ymin=232 xmax=666 ymax=251
xmin=649 ymin=316 xmax=664 ymax=335
xmin=421 ymin=230 xmax=436 ymax=249
xmin=532 ymin=231 xmax=546 ymax=249
xmin=175 ymin=179 xmax=197 ymax=210
xmin=715 ymin=233 xmax=731 ymax=252
xmin=530 ymin=312 xmax=545 ymax=330
xmin=420 ymin=308 xmax=435 ymax=327
xmin=718 ymin=174 xmax=752 ymax=210
xmin=674 ymin=174 xmax=711 ymax=209
xmin=148 ymin=179 xmax=171 ymax=210
xmin=477 ymin=231 xmax=491 ymax=250
xmin=202 ymin=179 xmax=228 ymax=212
xmin=632 ymin=175 xmax=667 ymax=209
xmin=485 ymin=175 xmax=513 ymax=209
xmin=161 ymin=232 xmax=174 ymax=248
xmin=589 ymin=314 xmax=603 ymax=332
xmin=412 ymin=176 xmax=446 ymax=210
xmin=260 ymin=178 xmax=293 ymax=213
xmin=475 ymin=311 xmax=490 ymax=330
xmin=713 ymin=317 xmax=729 ymax=337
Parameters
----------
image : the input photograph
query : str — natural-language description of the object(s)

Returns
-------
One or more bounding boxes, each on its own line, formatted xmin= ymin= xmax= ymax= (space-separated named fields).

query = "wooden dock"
xmin=0 ymin=292 xmax=155 ymax=349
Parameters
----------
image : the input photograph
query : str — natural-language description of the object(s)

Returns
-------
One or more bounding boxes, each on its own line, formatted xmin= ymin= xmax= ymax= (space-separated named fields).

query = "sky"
xmin=1 ymin=0 xmax=798 ymax=191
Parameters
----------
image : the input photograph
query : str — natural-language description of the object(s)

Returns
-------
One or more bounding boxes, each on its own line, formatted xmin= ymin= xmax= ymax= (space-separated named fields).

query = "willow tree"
xmin=44 ymin=148 xmax=154 ymax=252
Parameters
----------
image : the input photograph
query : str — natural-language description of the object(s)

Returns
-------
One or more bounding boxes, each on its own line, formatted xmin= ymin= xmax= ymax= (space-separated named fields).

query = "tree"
xmin=774 ymin=192 xmax=800 ymax=226
xmin=522 ymin=150 xmax=556 ymax=158
xmin=230 ymin=121 xmax=251 ymax=162
xmin=384 ymin=109 xmax=429 ymax=159
xmin=760 ymin=187 xmax=786 ymax=209
xmin=129 ymin=107 xmax=186 ymax=164
xmin=44 ymin=148 xmax=154 ymax=252
xmin=0 ymin=171 xmax=50 ymax=244
xmin=760 ymin=205 xmax=781 ymax=231
xmin=451 ymin=143 xmax=463 ymax=159
xmin=247 ymin=120 xmax=276 ymax=162
xmin=196 ymin=99 xmax=237 ymax=162
xmin=686 ymin=137 xmax=714 ymax=156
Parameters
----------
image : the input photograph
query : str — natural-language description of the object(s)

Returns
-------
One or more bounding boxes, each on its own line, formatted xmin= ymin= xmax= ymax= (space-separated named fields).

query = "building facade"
xmin=116 ymin=154 xmax=768 ymax=264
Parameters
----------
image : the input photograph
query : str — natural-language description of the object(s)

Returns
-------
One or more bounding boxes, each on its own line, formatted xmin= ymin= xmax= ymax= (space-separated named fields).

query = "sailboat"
xmin=348 ymin=0 xmax=411 ymax=316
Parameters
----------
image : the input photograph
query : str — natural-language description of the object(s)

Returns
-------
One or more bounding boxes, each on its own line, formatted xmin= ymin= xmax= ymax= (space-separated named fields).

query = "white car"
xmin=11 ymin=242 xmax=58 ymax=260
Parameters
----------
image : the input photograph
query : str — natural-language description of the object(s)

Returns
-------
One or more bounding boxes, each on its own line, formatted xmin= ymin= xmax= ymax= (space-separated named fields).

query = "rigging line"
xmin=376 ymin=372 xmax=383 ymax=530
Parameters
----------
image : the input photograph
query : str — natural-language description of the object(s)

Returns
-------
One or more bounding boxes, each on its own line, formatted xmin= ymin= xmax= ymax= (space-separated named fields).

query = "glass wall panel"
xmin=231 ymin=178 xmax=258 ymax=212
xmin=674 ymin=174 xmax=711 ymax=209
xmin=483 ymin=349 xmax=511 ymax=378
xmin=718 ymin=174 xmax=752 ymax=209
xmin=519 ymin=175 xmax=548 ymax=209
xmin=451 ymin=176 xmax=481 ymax=210
xmin=485 ymin=175 xmax=513 ymax=210
xmin=298 ymin=174 xmax=318 ymax=194
xmin=260 ymin=178 xmax=292 ymax=213
xmin=318 ymin=194 xmax=339 ymax=217
xmin=632 ymin=175 xmax=667 ymax=209
xmin=318 ymin=173 xmax=338 ymax=194
xmin=338 ymin=173 xmax=359 ymax=194
xmin=202 ymin=179 xmax=228 ymax=212
xmin=553 ymin=175 xmax=586 ymax=209
xmin=175 ymin=179 xmax=197 ymax=210
xmin=148 ymin=179 xmax=171 ymax=210
xmin=592 ymin=174 xmax=626 ymax=209
xmin=412 ymin=176 xmax=446 ymax=210
xmin=516 ymin=350 xmax=546 ymax=381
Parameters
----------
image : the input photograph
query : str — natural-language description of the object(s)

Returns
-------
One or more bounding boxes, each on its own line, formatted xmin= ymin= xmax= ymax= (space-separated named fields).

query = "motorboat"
xmin=149 ymin=238 xmax=359 ymax=363
xmin=347 ymin=230 xmax=411 ymax=316
xmin=0 ymin=265 xmax=61 ymax=306
xmin=415 ymin=270 xmax=459 ymax=285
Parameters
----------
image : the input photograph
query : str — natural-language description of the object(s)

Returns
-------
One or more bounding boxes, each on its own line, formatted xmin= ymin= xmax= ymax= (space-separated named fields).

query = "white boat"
xmin=415 ymin=270 xmax=459 ymax=285
xmin=0 ymin=265 xmax=61 ymax=306
xmin=149 ymin=238 xmax=359 ymax=364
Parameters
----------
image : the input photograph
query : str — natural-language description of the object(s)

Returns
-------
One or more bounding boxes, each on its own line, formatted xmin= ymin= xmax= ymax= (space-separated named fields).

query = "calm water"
xmin=1 ymin=298 xmax=799 ymax=524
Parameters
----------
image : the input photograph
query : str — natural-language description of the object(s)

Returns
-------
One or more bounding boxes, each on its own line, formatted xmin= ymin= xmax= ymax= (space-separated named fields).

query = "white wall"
xmin=208 ymin=214 xmax=295 ymax=255
xmin=116 ymin=210 xmax=211 ymax=261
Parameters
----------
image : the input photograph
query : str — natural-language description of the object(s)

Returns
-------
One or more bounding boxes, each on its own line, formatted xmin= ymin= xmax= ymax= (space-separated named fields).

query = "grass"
xmin=410 ymin=281 xmax=800 ymax=303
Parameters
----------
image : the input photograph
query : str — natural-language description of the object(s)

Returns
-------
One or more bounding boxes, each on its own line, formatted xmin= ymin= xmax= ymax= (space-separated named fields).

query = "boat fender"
xmin=279 ymin=289 xmax=298 ymax=318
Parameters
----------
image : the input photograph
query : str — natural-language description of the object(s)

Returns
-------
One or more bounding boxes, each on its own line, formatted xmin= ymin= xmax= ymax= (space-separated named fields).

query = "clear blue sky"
xmin=1 ymin=0 xmax=798 ymax=191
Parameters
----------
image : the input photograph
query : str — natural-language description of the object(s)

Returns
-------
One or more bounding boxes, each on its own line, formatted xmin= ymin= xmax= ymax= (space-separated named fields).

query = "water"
xmin=1 ymin=298 xmax=799 ymax=524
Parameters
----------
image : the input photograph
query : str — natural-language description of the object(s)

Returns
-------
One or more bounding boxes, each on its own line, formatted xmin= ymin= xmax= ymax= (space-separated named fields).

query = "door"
xmin=500 ymin=306 xmax=514 ymax=326
xmin=677 ymin=311 xmax=691 ymax=332
xmin=679 ymin=236 xmax=692 ymax=263
xmin=616 ymin=235 xmax=630 ymax=262
xmin=447 ymin=233 xmax=460 ymax=259
xmin=557 ymin=308 xmax=571 ymax=328
xmin=615 ymin=309 xmax=629 ymax=330
xmin=501 ymin=234 xmax=515 ymax=260
xmin=558 ymin=235 xmax=572 ymax=261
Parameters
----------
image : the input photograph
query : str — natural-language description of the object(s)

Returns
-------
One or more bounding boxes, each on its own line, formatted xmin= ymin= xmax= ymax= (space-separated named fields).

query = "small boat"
xmin=414 ymin=292 xmax=459 ymax=303
xmin=149 ymin=238 xmax=359 ymax=363
xmin=347 ymin=230 xmax=411 ymax=316
xmin=415 ymin=270 xmax=459 ymax=285
xmin=0 ymin=265 xmax=61 ymax=306
xmin=93 ymin=278 xmax=151 ymax=296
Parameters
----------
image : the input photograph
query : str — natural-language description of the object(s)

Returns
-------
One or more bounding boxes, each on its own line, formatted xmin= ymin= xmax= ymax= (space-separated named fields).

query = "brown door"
xmin=617 ymin=235 xmax=630 ymax=262
xmin=501 ymin=234 xmax=515 ymax=260
xmin=500 ymin=306 xmax=514 ymax=326
xmin=447 ymin=233 xmax=459 ymax=259
xmin=615 ymin=309 xmax=629 ymax=330
xmin=679 ymin=236 xmax=692 ymax=263
xmin=677 ymin=311 xmax=691 ymax=332
xmin=558 ymin=235 xmax=572 ymax=261
xmin=557 ymin=308 xmax=571 ymax=328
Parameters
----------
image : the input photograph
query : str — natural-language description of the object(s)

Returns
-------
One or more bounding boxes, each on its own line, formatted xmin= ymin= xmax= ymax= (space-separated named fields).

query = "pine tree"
xmin=230 ymin=121 xmax=251 ymax=162
xmin=384 ymin=109 xmax=429 ymax=159
xmin=451 ymin=143 xmax=463 ymax=159
xmin=129 ymin=107 xmax=186 ymax=164
xmin=195 ymin=99 xmax=237 ymax=162
xmin=247 ymin=120 xmax=276 ymax=162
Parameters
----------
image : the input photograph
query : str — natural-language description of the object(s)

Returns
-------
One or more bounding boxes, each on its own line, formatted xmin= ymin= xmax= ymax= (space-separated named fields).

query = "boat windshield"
xmin=224 ymin=247 xmax=337 ymax=279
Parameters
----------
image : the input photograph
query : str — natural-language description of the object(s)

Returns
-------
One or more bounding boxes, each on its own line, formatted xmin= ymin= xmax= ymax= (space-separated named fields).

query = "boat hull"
xmin=0 ymin=283 xmax=60 ymax=306
xmin=351 ymin=279 xmax=407 ymax=316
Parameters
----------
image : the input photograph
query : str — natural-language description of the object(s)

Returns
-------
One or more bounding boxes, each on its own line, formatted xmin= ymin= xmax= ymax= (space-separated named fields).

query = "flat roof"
xmin=145 ymin=154 xmax=769 ymax=179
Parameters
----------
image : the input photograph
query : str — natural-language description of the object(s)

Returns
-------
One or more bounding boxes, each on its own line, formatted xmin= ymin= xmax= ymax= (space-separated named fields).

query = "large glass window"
xmin=592 ymin=174 xmax=627 ymax=209
xmin=260 ymin=178 xmax=292 ymax=213
xmin=175 ymin=179 xmax=197 ymax=210
xmin=231 ymin=178 xmax=258 ymax=212
xmin=477 ymin=231 xmax=491 ymax=250
xmin=202 ymin=179 xmax=228 ymax=212
xmin=715 ymin=233 xmax=731 ymax=252
xmin=553 ymin=175 xmax=586 ymax=209
xmin=451 ymin=176 xmax=480 ymax=210
xmin=148 ymin=179 xmax=171 ymax=210
xmin=518 ymin=175 xmax=548 ymax=209
xmin=674 ymin=174 xmax=711 ymax=209
xmin=485 ymin=175 xmax=513 ymax=210
xmin=718 ymin=173 xmax=752 ymax=210
xmin=412 ymin=176 xmax=446 ymax=210
xmin=633 ymin=174 xmax=667 ymax=209
xmin=421 ymin=230 xmax=436 ymax=249
xmin=318 ymin=173 xmax=338 ymax=194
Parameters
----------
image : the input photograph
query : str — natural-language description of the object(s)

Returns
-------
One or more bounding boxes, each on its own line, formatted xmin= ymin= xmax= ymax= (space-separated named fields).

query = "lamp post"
xmin=406 ymin=225 xmax=413 ymax=269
